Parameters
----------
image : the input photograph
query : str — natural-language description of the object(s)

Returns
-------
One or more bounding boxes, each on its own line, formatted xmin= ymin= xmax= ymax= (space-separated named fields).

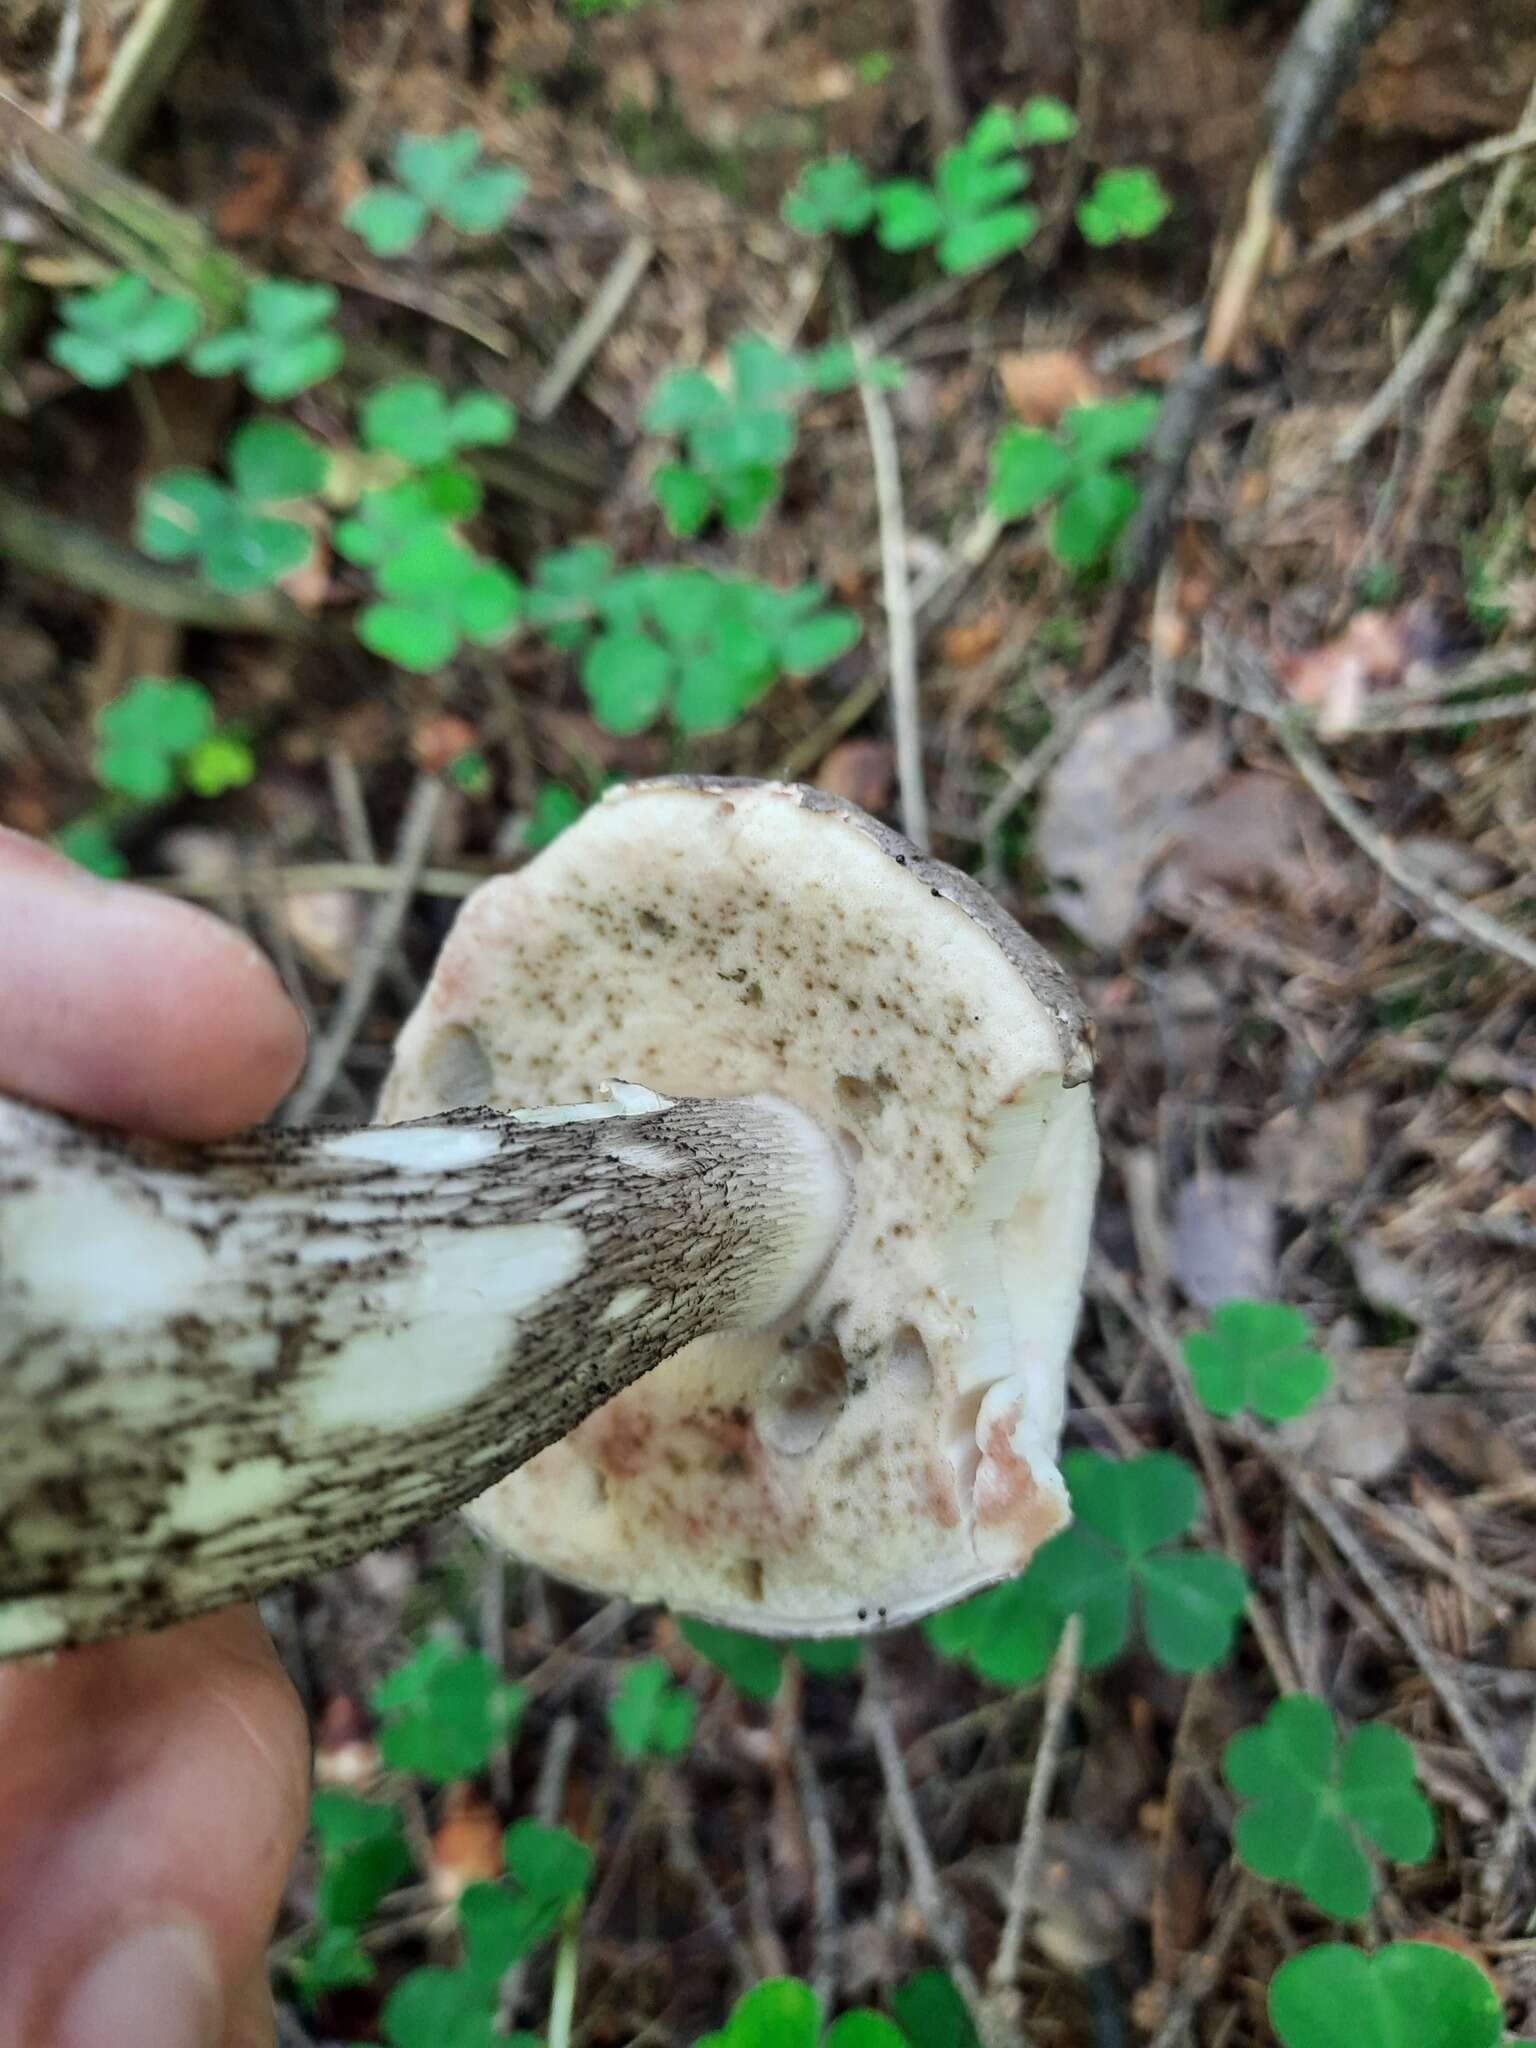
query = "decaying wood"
xmin=0 ymin=1089 xmax=848 ymax=1657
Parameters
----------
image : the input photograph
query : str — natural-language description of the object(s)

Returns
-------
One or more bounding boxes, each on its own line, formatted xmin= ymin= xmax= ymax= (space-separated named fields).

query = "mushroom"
xmin=0 ymin=779 xmax=1096 ymax=1657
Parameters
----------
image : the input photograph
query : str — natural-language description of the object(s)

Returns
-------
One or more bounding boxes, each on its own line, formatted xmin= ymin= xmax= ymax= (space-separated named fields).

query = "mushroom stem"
xmin=0 ymin=1084 xmax=849 ymax=1657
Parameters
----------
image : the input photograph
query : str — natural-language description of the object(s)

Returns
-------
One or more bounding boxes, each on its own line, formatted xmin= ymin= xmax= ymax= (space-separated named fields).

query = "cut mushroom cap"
xmin=383 ymin=778 xmax=1098 ymax=1634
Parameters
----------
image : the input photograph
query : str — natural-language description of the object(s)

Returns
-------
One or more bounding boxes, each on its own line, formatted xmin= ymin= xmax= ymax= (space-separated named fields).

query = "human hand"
xmin=0 ymin=828 xmax=311 ymax=2048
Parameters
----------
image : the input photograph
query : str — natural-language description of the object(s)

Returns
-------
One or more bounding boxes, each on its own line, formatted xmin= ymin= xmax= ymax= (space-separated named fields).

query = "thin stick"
xmin=790 ymin=1719 xmax=842 ymax=2011
xmin=1090 ymin=1256 xmax=1300 ymax=1694
xmin=497 ymin=1713 xmax=579 ymax=2030
xmin=1285 ymin=1460 xmax=1536 ymax=1836
xmin=1146 ymin=1876 xmax=1252 ymax=2048
xmin=1307 ymin=113 xmax=1536 ymax=264
xmin=45 ymin=0 xmax=84 ymax=127
xmin=81 ymin=0 xmax=206 ymax=161
xmin=1332 ymin=77 xmax=1536 ymax=468
xmin=862 ymin=1646 xmax=982 ymax=2011
xmin=544 ymin=1908 xmax=581 ymax=2048
xmin=856 ymin=363 xmax=929 ymax=848
xmin=529 ymin=235 xmax=655 ymax=422
xmin=282 ymin=775 xmax=444 ymax=1122
xmin=1262 ymin=679 xmax=1536 ymax=974
xmin=977 ymin=657 xmax=1140 ymax=841
xmin=156 ymin=859 xmax=483 ymax=902
xmin=990 ymin=1617 xmax=1082 ymax=1991
xmin=661 ymin=1777 xmax=757 ymax=1990
xmin=1482 ymin=1712 xmax=1536 ymax=1921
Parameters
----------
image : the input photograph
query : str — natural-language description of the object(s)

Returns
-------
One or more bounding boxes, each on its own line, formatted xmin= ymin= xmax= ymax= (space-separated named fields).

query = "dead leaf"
xmin=216 ymin=150 xmax=292 ymax=240
xmin=412 ymin=712 xmax=480 ymax=775
xmin=1152 ymin=770 xmax=1312 ymax=904
xmin=1255 ymin=1095 xmax=1374 ymax=1209
xmin=814 ymin=740 xmax=893 ymax=814
xmin=1281 ymin=1338 xmax=1409 ymax=1483
xmin=430 ymin=1786 xmax=504 ymax=1903
xmin=1172 ymin=1173 xmax=1276 ymax=1306
xmin=999 ymin=349 xmax=1102 ymax=426
xmin=1275 ymin=604 xmax=1445 ymax=737
xmin=283 ymin=889 xmax=362 ymax=983
xmin=939 ymin=612 xmax=1005 ymax=667
xmin=1036 ymin=697 xmax=1224 ymax=948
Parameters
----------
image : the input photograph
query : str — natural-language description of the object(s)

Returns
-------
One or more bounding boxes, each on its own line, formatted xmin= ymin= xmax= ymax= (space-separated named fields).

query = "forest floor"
xmin=1 ymin=1 xmax=1535 ymax=2044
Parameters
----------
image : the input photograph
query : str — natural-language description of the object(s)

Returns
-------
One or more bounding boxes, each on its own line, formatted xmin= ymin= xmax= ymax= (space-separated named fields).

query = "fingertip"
xmin=0 ymin=843 xmax=308 ymax=1139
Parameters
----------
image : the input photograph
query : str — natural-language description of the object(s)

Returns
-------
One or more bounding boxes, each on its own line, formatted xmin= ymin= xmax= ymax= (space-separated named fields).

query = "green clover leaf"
xmin=455 ymin=1823 xmax=593 ymax=1993
xmin=360 ymin=377 xmax=516 ymax=467
xmin=783 ymin=155 xmax=877 ymax=236
xmin=709 ymin=1978 xmax=821 ymax=2048
xmin=309 ymin=1789 xmax=414 ymax=1929
xmin=1051 ymin=469 xmax=1139 ymax=568
xmin=286 ymin=1924 xmax=376 ymax=2006
xmin=582 ymin=631 xmax=674 ymax=732
xmin=873 ymin=179 xmax=946 ymax=251
xmin=700 ymin=1980 xmax=910 ymax=2048
xmin=609 ymin=1658 xmax=697 ymax=1761
xmin=1268 ymin=1942 xmax=1503 ymax=2048
xmin=358 ymin=529 xmax=523 ymax=671
xmin=988 ymin=396 xmax=1158 ymax=570
xmin=1028 ymin=1451 xmax=1249 ymax=1672
xmin=1224 ymin=1695 xmax=1436 ymax=1918
xmin=1184 ymin=1301 xmax=1333 ymax=1423
xmin=680 ymin=1619 xmax=786 ymax=1701
xmin=370 ymin=1640 xmax=525 ymax=1783
xmin=347 ymin=129 xmax=527 ymax=254
xmin=922 ymin=1571 xmax=1062 ymax=1687
xmin=1015 ymin=96 xmax=1079 ymax=143
xmin=188 ymin=280 xmax=343 ymax=399
xmin=524 ymin=542 xmax=617 ymax=648
xmin=184 ymin=732 xmax=256 ymax=796
xmin=228 ymin=417 xmax=330 ymax=501
xmin=55 ymin=816 xmax=127 ymax=878
xmin=346 ymin=186 xmax=430 ymax=256
xmin=382 ymin=1964 xmax=500 ymax=2048
xmin=1076 ymin=165 xmax=1171 ymax=246
xmin=794 ymin=1637 xmax=862 ymax=1678
xmin=138 ymin=421 xmax=324 ymax=594
xmin=524 ymin=780 xmax=587 ymax=847
xmin=653 ymin=462 xmax=717 ymax=538
xmin=334 ymin=468 xmax=479 ymax=568
xmin=989 ymin=427 xmax=1074 ymax=521
xmin=892 ymin=1970 xmax=980 ymax=2048
xmin=1061 ymin=396 xmax=1161 ymax=466
xmin=49 ymin=272 xmax=200 ymax=388
xmin=92 ymin=677 xmax=251 ymax=804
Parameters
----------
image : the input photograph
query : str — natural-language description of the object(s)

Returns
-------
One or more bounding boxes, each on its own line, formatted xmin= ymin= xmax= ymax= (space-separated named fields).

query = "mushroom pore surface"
xmin=381 ymin=779 xmax=1098 ymax=1633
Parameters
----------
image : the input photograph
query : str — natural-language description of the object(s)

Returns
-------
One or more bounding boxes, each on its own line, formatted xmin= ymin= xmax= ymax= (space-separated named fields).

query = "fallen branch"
xmin=1114 ymin=0 xmax=1396 ymax=596
xmin=0 ymin=484 xmax=315 ymax=638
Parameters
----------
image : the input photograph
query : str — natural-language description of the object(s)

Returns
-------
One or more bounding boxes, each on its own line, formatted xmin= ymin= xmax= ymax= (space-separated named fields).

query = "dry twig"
xmin=856 ymin=359 xmax=929 ymax=849
xmin=1332 ymin=78 xmax=1536 ymax=468
xmin=529 ymin=235 xmax=655 ymax=422
xmin=283 ymin=775 xmax=444 ymax=1122
xmin=990 ymin=1617 xmax=1083 ymax=1992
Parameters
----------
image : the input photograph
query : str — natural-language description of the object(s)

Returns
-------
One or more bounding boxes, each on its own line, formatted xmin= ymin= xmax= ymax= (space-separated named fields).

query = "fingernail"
xmin=56 ymin=1921 xmax=221 ymax=2048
